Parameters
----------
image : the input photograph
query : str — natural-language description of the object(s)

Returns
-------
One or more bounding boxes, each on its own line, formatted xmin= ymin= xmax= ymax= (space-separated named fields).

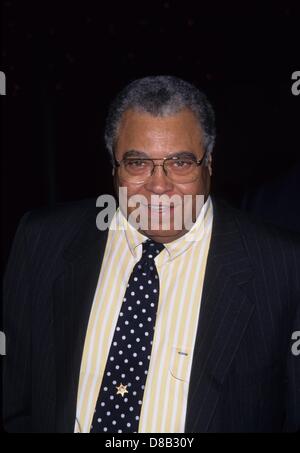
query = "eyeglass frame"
xmin=113 ymin=152 xmax=207 ymax=182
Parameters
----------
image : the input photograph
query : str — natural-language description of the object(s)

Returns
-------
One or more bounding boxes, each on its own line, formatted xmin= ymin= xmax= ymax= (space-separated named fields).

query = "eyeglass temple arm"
xmin=112 ymin=155 xmax=120 ymax=167
xmin=196 ymin=151 xmax=207 ymax=165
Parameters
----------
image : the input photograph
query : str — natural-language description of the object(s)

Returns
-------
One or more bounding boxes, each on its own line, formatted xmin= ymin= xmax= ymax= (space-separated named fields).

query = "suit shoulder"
xmin=236 ymin=205 xmax=300 ymax=248
xmin=215 ymin=197 xmax=300 ymax=250
xmin=23 ymin=197 xmax=97 ymax=228
xmin=19 ymin=197 xmax=99 ymax=250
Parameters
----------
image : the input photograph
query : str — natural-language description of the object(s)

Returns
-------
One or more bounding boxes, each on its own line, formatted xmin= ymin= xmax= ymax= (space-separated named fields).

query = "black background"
xmin=1 ymin=0 xmax=300 ymax=432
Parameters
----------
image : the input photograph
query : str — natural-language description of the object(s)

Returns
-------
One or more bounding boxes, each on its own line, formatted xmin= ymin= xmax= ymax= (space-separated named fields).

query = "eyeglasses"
xmin=114 ymin=154 xmax=206 ymax=184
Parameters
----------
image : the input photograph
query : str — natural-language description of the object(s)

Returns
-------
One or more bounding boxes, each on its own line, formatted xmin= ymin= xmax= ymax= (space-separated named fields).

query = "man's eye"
xmin=173 ymin=160 xmax=190 ymax=167
xmin=126 ymin=160 xmax=145 ymax=167
xmin=175 ymin=160 xmax=186 ymax=167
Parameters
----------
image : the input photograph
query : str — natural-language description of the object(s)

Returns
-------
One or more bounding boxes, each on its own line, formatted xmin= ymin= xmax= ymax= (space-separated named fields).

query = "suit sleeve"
xmin=2 ymin=212 xmax=33 ymax=432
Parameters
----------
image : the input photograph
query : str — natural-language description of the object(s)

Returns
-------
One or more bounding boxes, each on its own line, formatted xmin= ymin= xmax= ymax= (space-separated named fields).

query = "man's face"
xmin=113 ymin=108 xmax=212 ymax=243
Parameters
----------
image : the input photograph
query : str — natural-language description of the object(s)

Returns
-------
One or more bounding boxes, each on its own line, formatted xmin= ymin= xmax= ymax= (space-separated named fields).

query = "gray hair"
xmin=104 ymin=75 xmax=216 ymax=165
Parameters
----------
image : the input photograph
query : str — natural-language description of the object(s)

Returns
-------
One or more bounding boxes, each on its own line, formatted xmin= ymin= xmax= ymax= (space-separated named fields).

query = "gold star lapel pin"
xmin=116 ymin=383 xmax=129 ymax=397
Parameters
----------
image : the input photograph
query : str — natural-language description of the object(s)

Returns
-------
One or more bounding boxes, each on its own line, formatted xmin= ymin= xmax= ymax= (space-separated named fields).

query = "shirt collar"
xmin=162 ymin=195 xmax=213 ymax=260
xmin=114 ymin=195 xmax=213 ymax=261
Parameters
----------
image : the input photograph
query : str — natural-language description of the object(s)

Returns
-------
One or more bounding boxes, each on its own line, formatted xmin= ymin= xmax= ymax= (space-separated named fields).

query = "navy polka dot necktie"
xmin=90 ymin=238 xmax=165 ymax=433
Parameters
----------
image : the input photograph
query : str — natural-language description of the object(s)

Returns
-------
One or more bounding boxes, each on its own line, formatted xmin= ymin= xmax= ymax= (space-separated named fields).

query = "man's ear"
xmin=112 ymin=167 xmax=115 ymax=176
xmin=207 ymin=154 xmax=213 ymax=176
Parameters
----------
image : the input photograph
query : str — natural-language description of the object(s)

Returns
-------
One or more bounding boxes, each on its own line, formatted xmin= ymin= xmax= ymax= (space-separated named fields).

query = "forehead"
xmin=115 ymin=108 xmax=203 ymax=157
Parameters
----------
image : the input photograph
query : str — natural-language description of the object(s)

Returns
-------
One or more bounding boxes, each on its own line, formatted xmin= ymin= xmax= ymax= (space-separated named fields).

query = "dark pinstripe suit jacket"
xmin=3 ymin=196 xmax=300 ymax=432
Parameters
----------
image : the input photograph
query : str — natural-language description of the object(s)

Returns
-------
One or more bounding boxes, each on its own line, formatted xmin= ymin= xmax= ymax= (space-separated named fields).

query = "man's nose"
xmin=144 ymin=164 xmax=174 ymax=193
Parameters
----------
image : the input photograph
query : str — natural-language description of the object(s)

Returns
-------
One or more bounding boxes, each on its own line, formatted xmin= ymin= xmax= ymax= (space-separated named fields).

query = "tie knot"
xmin=142 ymin=239 xmax=164 ymax=259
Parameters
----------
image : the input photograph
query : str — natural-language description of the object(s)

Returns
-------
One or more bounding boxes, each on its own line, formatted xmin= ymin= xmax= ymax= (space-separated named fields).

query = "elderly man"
xmin=3 ymin=76 xmax=300 ymax=433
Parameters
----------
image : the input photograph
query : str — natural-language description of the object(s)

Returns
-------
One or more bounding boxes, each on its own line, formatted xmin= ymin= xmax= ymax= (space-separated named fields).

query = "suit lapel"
xmin=185 ymin=198 xmax=255 ymax=433
xmin=52 ymin=211 xmax=108 ymax=432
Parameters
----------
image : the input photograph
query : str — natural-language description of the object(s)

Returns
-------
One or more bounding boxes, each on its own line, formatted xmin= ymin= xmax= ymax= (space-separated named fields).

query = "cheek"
xmin=126 ymin=185 xmax=145 ymax=198
xmin=119 ymin=184 xmax=149 ymax=208
xmin=174 ymin=179 xmax=206 ymax=197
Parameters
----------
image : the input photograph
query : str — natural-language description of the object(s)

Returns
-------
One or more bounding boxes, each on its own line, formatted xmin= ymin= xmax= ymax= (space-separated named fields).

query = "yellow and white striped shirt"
xmin=75 ymin=196 xmax=213 ymax=433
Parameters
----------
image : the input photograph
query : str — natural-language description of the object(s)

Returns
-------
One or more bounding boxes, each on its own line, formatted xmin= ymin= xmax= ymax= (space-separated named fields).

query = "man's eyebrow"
xmin=122 ymin=150 xmax=198 ymax=160
xmin=123 ymin=150 xmax=149 ymax=159
xmin=168 ymin=151 xmax=198 ymax=160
